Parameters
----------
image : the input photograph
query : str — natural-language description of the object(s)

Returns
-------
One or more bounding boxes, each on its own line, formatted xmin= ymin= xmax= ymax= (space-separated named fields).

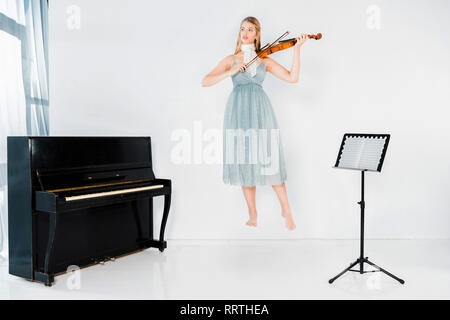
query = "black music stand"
xmin=328 ymin=133 xmax=405 ymax=285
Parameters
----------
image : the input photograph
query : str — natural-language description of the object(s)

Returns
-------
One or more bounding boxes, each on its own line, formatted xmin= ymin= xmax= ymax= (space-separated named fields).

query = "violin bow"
xmin=244 ymin=31 xmax=290 ymax=69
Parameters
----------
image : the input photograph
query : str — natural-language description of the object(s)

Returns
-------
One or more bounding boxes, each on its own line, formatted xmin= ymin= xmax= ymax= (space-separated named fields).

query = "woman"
xmin=201 ymin=16 xmax=308 ymax=231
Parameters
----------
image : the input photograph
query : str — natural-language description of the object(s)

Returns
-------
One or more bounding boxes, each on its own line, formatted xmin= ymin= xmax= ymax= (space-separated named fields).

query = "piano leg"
xmin=43 ymin=213 xmax=58 ymax=286
xmin=158 ymin=194 xmax=171 ymax=252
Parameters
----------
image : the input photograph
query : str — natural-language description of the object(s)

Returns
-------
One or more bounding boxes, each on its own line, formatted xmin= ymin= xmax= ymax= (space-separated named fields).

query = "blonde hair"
xmin=234 ymin=16 xmax=261 ymax=55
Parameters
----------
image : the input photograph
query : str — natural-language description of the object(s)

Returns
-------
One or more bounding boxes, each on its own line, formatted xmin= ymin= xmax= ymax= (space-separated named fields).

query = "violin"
xmin=244 ymin=31 xmax=322 ymax=69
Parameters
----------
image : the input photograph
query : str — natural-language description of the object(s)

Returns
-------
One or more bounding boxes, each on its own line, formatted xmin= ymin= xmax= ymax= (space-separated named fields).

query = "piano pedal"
xmin=90 ymin=256 xmax=117 ymax=266
xmin=90 ymin=257 xmax=106 ymax=265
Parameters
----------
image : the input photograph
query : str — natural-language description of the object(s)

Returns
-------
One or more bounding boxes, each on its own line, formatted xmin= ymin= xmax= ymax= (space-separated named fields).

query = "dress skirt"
xmin=222 ymin=61 xmax=287 ymax=186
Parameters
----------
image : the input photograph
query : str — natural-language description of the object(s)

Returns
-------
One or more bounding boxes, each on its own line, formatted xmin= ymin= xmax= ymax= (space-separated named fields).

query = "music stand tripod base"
xmin=328 ymin=256 xmax=405 ymax=284
xmin=329 ymin=134 xmax=404 ymax=285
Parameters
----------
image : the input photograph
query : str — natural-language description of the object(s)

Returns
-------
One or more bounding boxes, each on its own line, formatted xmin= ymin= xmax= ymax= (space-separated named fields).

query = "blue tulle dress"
xmin=222 ymin=55 xmax=287 ymax=186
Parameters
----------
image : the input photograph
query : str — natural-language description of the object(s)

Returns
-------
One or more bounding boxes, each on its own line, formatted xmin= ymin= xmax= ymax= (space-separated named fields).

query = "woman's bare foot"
xmin=246 ymin=210 xmax=257 ymax=227
xmin=282 ymin=210 xmax=296 ymax=230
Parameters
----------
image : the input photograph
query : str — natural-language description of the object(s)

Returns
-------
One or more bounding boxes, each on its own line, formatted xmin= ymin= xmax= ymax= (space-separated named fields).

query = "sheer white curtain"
xmin=0 ymin=0 xmax=49 ymax=262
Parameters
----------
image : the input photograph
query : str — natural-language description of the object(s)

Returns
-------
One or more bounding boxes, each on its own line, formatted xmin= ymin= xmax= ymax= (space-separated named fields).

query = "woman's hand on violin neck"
xmin=295 ymin=34 xmax=308 ymax=48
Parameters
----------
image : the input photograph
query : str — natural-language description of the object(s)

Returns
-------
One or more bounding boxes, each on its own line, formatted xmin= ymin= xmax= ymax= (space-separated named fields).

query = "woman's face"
xmin=240 ymin=21 xmax=257 ymax=44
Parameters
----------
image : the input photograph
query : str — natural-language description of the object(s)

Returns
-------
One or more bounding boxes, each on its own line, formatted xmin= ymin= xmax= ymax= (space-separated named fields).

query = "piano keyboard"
xmin=65 ymin=184 xmax=165 ymax=202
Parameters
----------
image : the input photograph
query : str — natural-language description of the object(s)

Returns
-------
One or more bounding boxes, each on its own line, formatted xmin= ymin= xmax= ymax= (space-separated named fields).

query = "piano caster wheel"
xmin=45 ymin=282 xmax=53 ymax=287
xmin=159 ymin=248 xmax=165 ymax=252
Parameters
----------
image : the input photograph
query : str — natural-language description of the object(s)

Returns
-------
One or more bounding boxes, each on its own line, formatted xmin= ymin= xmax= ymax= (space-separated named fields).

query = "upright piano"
xmin=7 ymin=136 xmax=172 ymax=286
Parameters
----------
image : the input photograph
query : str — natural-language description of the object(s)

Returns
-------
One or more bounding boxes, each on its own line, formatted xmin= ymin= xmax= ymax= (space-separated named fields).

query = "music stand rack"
xmin=328 ymin=133 xmax=405 ymax=285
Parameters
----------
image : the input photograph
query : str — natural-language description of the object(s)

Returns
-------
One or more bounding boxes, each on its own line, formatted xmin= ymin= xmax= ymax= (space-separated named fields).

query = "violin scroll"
xmin=309 ymin=33 xmax=322 ymax=40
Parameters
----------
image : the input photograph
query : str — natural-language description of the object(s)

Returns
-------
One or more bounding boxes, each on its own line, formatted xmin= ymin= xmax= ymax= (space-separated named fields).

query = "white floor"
xmin=0 ymin=240 xmax=449 ymax=299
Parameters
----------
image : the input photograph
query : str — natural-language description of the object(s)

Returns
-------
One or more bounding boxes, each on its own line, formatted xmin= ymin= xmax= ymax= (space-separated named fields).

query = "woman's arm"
xmin=266 ymin=34 xmax=308 ymax=83
xmin=201 ymin=55 xmax=245 ymax=87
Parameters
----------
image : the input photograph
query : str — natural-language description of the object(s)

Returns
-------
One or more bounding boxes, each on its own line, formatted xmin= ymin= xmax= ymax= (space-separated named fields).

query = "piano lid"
xmin=37 ymin=167 xmax=155 ymax=192
xmin=27 ymin=137 xmax=156 ymax=191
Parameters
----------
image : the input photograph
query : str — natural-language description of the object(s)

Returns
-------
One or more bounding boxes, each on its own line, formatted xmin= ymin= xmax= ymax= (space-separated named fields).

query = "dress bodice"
xmin=231 ymin=59 xmax=266 ymax=88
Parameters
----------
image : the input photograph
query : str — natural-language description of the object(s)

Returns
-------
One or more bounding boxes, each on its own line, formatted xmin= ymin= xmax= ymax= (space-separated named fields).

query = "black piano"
xmin=7 ymin=136 xmax=172 ymax=286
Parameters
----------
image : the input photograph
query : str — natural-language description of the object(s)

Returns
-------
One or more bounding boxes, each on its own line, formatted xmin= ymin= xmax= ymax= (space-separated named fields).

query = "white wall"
xmin=48 ymin=0 xmax=450 ymax=239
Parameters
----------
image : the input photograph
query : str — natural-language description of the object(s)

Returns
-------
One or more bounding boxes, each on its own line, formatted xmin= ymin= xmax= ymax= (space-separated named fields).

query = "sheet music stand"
xmin=329 ymin=133 xmax=405 ymax=285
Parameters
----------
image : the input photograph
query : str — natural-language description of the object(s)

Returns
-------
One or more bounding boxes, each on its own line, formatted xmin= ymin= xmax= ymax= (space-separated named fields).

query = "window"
xmin=0 ymin=0 xmax=49 ymax=257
